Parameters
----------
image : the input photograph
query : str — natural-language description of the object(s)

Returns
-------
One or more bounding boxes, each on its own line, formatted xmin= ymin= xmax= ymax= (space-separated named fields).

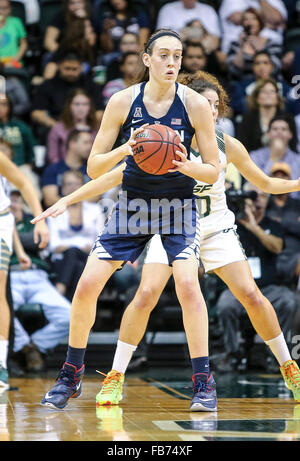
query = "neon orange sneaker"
xmin=280 ymin=360 xmax=300 ymax=402
xmin=96 ymin=370 xmax=124 ymax=406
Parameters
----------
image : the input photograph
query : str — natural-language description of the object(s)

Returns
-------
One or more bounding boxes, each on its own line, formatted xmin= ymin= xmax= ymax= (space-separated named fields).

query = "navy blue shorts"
xmin=91 ymin=194 xmax=200 ymax=265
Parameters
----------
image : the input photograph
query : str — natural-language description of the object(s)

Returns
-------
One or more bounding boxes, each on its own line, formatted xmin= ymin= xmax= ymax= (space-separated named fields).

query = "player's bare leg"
xmin=215 ymin=260 xmax=282 ymax=341
xmin=96 ymin=263 xmax=171 ymax=405
xmin=215 ymin=260 xmax=300 ymax=402
xmin=41 ymin=253 xmax=122 ymax=409
xmin=119 ymin=263 xmax=172 ymax=346
xmin=173 ymin=255 xmax=217 ymax=411
xmin=172 ymin=256 xmax=209 ymax=357
xmin=69 ymin=253 xmax=122 ymax=348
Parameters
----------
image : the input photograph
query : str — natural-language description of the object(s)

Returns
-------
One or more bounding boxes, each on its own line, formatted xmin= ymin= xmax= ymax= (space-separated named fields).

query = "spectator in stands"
xmin=219 ymin=0 xmax=288 ymax=55
xmin=266 ymin=162 xmax=300 ymax=288
xmin=98 ymin=0 xmax=150 ymax=64
xmin=9 ymin=190 xmax=71 ymax=373
xmin=231 ymin=50 xmax=292 ymax=116
xmin=102 ymin=51 xmax=139 ymax=105
xmin=216 ymin=182 xmax=296 ymax=373
xmin=282 ymin=46 xmax=300 ymax=117
xmin=43 ymin=0 xmax=97 ymax=78
xmin=180 ymin=41 xmax=208 ymax=75
xmin=0 ymin=74 xmax=30 ymax=116
xmin=31 ymin=51 xmax=104 ymax=143
xmin=0 ymin=138 xmax=41 ymax=202
xmin=0 ymin=0 xmax=27 ymax=68
xmin=283 ymin=0 xmax=300 ymax=29
xmin=180 ymin=40 xmax=228 ymax=92
xmin=105 ymin=32 xmax=140 ymax=81
xmin=296 ymin=114 xmax=300 ymax=152
xmin=47 ymin=170 xmax=105 ymax=301
xmin=181 ymin=56 xmax=236 ymax=137
xmin=226 ymin=8 xmax=282 ymax=81
xmin=47 ymin=88 xmax=99 ymax=164
xmin=250 ymin=115 xmax=300 ymax=199
xmin=156 ymin=0 xmax=221 ymax=53
xmin=237 ymin=78 xmax=291 ymax=152
xmin=14 ymin=0 xmax=40 ymax=26
xmin=0 ymin=95 xmax=35 ymax=167
xmin=283 ymin=46 xmax=300 ymax=82
xmin=0 ymin=95 xmax=41 ymax=197
xmin=180 ymin=18 xmax=219 ymax=55
xmin=42 ymin=129 xmax=92 ymax=208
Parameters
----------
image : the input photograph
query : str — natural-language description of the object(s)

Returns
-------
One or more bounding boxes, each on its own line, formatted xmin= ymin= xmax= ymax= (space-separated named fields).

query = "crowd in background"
xmin=1 ymin=0 xmax=300 ymax=374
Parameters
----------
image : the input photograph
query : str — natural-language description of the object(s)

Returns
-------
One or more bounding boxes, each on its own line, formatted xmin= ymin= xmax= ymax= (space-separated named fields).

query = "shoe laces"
xmin=286 ymin=362 xmax=300 ymax=387
xmin=192 ymin=374 xmax=208 ymax=393
xmin=57 ymin=368 xmax=78 ymax=387
xmin=194 ymin=380 xmax=207 ymax=393
xmin=96 ymin=370 xmax=123 ymax=394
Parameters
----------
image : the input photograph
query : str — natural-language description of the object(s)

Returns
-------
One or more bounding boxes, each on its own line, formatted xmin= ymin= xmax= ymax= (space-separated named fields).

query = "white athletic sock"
xmin=265 ymin=332 xmax=291 ymax=366
xmin=112 ymin=340 xmax=137 ymax=374
xmin=0 ymin=340 xmax=8 ymax=369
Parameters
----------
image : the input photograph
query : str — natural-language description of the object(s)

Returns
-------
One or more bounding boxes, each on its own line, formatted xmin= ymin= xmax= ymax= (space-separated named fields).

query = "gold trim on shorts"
xmin=0 ymin=207 xmax=11 ymax=217
xmin=0 ymin=238 xmax=12 ymax=272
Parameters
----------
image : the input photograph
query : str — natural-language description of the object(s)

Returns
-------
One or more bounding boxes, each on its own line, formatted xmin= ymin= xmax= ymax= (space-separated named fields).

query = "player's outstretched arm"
xmin=13 ymin=225 xmax=32 ymax=269
xmin=31 ymin=163 xmax=125 ymax=224
xmin=225 ymin=134 xmax=300 ymax=194
xmin=0 ymin=152 xmax=49 ymax=248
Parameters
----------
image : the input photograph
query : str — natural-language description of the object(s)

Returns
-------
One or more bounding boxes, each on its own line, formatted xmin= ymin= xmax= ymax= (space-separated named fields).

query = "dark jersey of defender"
xmin=121 ymin=82 xmax=195 ymax=200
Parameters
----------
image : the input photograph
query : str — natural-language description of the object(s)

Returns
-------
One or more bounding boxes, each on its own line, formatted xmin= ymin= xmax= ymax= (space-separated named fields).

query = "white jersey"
xmin=191 ymin=129 xmax=235 ymax=237
xmin=0 ymin=175 xmax=11 ymax=212
xmin=144 ymin=130 xmax=246 ymax=272
xmin=0 ymin=175 xmax=14 ymax=254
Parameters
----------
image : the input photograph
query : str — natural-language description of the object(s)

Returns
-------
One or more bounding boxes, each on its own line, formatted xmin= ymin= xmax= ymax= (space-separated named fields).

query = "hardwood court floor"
xmin=1 ymin=368 xmax=300 ymax=442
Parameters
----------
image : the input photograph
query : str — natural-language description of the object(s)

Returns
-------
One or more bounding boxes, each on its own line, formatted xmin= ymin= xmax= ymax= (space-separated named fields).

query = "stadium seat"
xmin=284 ymin=27 xmax=300 ymax=51
xmin=10 ymin=1 xmax=26 ymax=24
xmin=39 ymin=0 xmax=62 ymax=35
xmin=2 ymin=67 xmax=30 ymax=92
xmin=15 ymin=303 xmax=47 ymax=335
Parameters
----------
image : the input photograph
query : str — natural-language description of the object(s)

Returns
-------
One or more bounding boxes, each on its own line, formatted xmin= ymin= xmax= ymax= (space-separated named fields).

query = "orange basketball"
xmin=132 ymin=124 xmax=183 ymax=175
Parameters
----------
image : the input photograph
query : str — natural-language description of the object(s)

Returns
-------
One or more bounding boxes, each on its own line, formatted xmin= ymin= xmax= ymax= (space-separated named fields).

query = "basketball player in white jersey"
xmin=0 ymin=148 xmax=49 ymax=389
xmin=32 ymin=70 xmax=300 ymax=406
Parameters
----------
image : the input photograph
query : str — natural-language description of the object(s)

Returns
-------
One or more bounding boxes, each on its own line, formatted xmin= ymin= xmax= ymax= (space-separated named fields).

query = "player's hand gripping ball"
xmin=132 ymin=124 xmax=183 ymax=175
